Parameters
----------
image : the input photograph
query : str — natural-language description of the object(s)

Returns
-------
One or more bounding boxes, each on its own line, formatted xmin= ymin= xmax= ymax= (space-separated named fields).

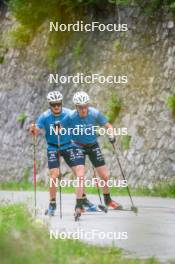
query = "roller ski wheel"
xmin=82 ymin=198 xmax=97 ymax=212
xmin=131 ymin=206 xmax=138 ymax=214
xmin=45 ymin=208 xmax=55 ymax=216
xmin=74 ymin=208 xmax=82 ymax=221
xmin=98 ymin=204 xmax=108 ymax=213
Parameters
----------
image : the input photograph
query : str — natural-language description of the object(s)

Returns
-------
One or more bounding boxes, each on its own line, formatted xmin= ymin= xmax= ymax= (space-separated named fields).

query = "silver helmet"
xmin=73 ymin=91 xmax=90 ymax=105
xmin=47 ymin=91 xmax=63 ymax=103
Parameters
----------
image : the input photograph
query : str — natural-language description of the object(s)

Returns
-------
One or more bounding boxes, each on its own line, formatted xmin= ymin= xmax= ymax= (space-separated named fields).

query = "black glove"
xmin=108 ymin=136 xmax=116 ymax=144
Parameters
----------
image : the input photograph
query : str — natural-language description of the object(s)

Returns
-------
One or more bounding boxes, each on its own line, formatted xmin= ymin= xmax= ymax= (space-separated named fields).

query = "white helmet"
xmin=47 ymin=91 xmax=63 ymax=103
xmin=73 ymin=91 xmax=90 ymax=105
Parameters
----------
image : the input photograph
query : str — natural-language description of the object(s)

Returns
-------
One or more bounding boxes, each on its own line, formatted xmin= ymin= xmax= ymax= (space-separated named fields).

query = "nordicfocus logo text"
xmin=50 ymin=178 xmax=128 ymax=188
xmin=50 ymin=125 xmax=128 ymax=137
xmin=50 ymin=228 xmax=128 ymax=240
xmin=49 ymin=73 xmax=128 ymax=85
xmin=50 ymin=21 xmax=128 ymax=32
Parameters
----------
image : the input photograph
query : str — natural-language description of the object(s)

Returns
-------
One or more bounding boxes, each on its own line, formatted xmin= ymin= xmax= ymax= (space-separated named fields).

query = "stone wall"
xmin=0 ymin=7 xmax=175 ymax=186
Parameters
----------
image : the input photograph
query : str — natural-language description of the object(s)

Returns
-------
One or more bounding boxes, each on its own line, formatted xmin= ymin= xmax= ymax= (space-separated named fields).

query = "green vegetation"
xmin=103 ymin=138 xmax=113 ymax=151
xmin=150 ymin=179 xmax=175 ymax=198
xmin=0 ymin=56 xmax=4 ymax=64
xmin=109 ymin=0 xmax=132 ymax=4
xmin=46 ymin=47 xmax=60 ymax=70
xmin=73 ymin=39 xmax=84 ymax=57
xmin=0 ymin=42 xmax=8 ymax=64
xmin=0 ymin=180 xmax=46 ymax=191
xmin=7 ymin=0 xmax=82 ymax=66
xmin=114 ymin=40 xmax=122 ymax=53
xmin=7 ymin=25 xmax=33 ymax=48
xmin=7 ymin=0 xmax=175 ymax=67
xmin=0 ymin=179 xmax=175 ymax=198
xmin=106 ymin=92 xmax=122 ymax=123
xmin=17 ymin=112 xmax=27 ymax=127
xmin=0 ymin=203 xmax=159 ymax=264
xmin=8 ymin=0 xmax=175 ymax=32
xmin=120 ymin=135 xmax=132 ymax=150
xmin=22 ymin=167 xmax=30 ymax=182
xmin=135 ymin=0 xmax=175 ymax=15
xmin=45 ymin=30 xmax=67 ymax=70
xmin=166 ymin=94 xmax=175 ymax=117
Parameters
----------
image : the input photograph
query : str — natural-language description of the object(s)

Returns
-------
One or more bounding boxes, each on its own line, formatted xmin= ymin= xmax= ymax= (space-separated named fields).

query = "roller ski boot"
xmin=82 ymin=195 xmax=108 ymax=213
xmin=104 ymin=194 xmax=123 ymax=210
xmin=45 ymin=200 xmax=56 ymax=216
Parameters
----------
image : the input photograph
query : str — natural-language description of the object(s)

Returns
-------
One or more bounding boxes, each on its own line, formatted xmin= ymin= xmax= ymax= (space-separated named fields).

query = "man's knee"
xmin=49 ymin=168 xmax=59 ymax=179
xmin=72 ymin=165 xmax=85 ymax=186
xmin=96 ymin=166 xmax=109 ymax=181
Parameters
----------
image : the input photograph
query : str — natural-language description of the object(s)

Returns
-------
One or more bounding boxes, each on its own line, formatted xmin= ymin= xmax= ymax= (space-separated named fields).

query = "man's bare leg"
xmin=71 ymin=165 xmax=85 ymax=199
xmin=95 ymin=165 xmax=109 ymax=194
xmin=95 ymin=165 xmax=122 ymax=209
xmin=49 ymin=168 xmax=60 ymax=200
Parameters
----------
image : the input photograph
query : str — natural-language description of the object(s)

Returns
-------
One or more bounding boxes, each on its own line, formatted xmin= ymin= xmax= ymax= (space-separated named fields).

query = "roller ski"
xmin=105 ymin=199 xmax=138 ymax=214
xmin=82 ymin=197 xmax=108 ymax=213
xmin=107 ymin=205 xmax=138 ymax=214
xmin=45 ymin=200 xmax=56 ymax=216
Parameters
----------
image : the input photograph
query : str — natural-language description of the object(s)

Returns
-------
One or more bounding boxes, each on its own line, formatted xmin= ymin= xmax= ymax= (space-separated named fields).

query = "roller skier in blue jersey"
xmin=29 ymin=91 xmax=97 ymax=217
xmin=70 ymin=91 xmax=123 ymax=212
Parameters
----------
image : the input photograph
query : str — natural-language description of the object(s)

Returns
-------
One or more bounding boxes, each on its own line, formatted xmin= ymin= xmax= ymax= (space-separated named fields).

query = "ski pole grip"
xmin=54 ymin=123 xmax=61 ymax=129
xmin=54 ymin=122 xmax=61 ymax=135
xmin=30 ymin=123 xmax=38 ymax=137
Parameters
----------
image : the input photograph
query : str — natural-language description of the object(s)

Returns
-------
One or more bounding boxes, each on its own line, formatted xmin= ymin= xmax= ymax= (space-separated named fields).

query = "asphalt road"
xmin=0 ymin=191 xmax=175 ymax=262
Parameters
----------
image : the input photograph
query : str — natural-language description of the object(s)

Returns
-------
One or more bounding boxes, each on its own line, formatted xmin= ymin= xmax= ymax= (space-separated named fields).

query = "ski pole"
xmin=93 ymin=167 xmax=108 ymax=213
xmin=111 ymin=143 xmax=138 ymax=214
xmin=93 ymin=168 xmax=102 ymax=204
xmin=55 ymin=123 xmax=62 ymax=219
xmin=33 ymin=127 xmax=37 ymax=217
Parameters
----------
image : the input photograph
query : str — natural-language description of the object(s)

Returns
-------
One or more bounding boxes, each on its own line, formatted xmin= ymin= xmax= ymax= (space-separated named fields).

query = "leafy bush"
xmin=73 ymin=39 xmax=84 ymax=57
xmin=8 ymin=25 xmax=33 ymax=48
xmin=108 ymin=0 xmax=132 ymax=5
xmin=120 ymin=135 xmax=131 ymax=150
xmin=8 ymin=0 xmax=91 ymax=30
xmin=166 ymin=94 xmax=175 ymax=117
xmin=17 ymin=112 xmax=27 ymax=128
xmin=46 ymin=46 xmax=60 ymax=70
xmin=9 ymin=0 xmax=51 ymax=30
xmin=114 ymin=40 xmax=122 ymax=52
xmin=0 ymin=42 xmax=8 ymax=63
xmin=168 ymin=1 xmax=175 ymax=13
xmin=135 ymin=0 xmax=175 ymax=15
xmin=152 ymin=179 xmax=175 ymax=198
xmin=106 ymin=92 xmax=122 ymax=123
xmin=0 ymin=56 xmax=4 ymax=64
xmin=8 ymin=0 xmax=175 ymax=33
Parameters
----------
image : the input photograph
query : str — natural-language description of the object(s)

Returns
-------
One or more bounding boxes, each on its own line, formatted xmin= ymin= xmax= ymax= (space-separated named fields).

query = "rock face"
xmin=0 ymin=7 xmax=175 ymax=186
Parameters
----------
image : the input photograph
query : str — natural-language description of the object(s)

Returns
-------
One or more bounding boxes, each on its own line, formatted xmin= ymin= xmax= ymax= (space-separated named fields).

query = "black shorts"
xmin=82 ymin=142 xmax=105 ymax=168
xmin=47 ymin=147 xmax=84 ymax=169
xmin=47 ymin=143 xmax=105 ymax=169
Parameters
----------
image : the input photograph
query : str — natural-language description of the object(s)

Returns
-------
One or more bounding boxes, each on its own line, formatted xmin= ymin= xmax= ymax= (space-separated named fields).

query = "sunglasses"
xmin=50 ymin=102 xmax=62 ymax=108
